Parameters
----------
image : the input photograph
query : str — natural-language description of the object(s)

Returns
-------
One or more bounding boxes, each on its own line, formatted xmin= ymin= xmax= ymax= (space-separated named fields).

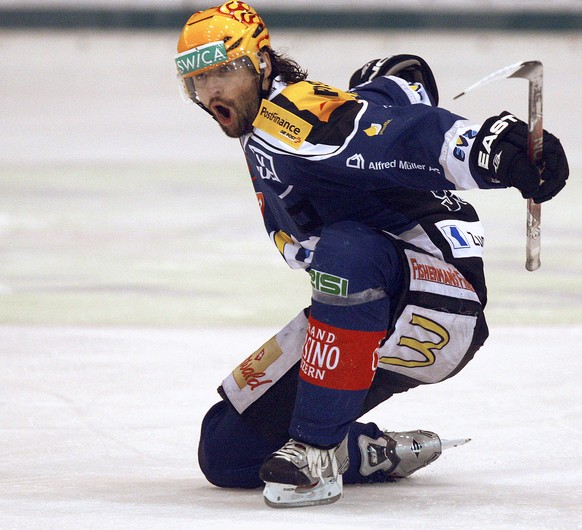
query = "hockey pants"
xmin=198 ymin=221 xmax=488 ymax=488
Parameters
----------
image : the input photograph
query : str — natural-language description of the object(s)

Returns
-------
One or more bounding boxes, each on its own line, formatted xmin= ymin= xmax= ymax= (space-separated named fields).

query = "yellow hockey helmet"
xmin=175 ymin=2 xmax=271 ymax=81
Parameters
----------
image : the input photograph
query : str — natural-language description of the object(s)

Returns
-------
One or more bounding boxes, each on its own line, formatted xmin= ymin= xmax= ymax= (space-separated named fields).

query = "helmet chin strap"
xmin=258 ymin=72 xmax=268 ymax=100
xmin=196 ymin=99 xmax=215 ymax=119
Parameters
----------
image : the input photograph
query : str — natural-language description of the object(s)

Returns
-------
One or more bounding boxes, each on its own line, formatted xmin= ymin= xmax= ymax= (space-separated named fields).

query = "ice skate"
xmin=358 ymin=429 xmax=470 ymax=479
xmin=259 ymin=437 xmax=349 ymax=508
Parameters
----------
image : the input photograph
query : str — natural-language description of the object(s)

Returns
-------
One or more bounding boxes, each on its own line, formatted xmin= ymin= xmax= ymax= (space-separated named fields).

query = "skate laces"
xmin=274 ymin=440 xmax=339 ymax=480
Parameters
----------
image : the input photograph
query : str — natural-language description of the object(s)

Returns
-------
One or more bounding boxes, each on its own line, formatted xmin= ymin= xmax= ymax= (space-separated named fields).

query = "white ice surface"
xmin=1 ymin=325 xmax=581 ymax=529
xmin=1 ymin=29 xmax=581 ymax=528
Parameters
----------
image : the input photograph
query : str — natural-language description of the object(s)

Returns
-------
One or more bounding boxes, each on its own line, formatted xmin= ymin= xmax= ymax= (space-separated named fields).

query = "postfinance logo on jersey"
xmin=253 ymin=100 xmax=313 ymax=149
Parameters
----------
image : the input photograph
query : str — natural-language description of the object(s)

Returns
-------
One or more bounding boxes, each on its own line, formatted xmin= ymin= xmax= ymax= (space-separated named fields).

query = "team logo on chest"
xmin=248 ymin=145 xmax=281 ymax=183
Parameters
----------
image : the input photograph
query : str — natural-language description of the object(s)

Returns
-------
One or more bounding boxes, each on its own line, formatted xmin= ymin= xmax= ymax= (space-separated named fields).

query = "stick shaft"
xmin=456 ymin=60 xmax=544 ymax=270
xmin=523 ymin=63 xmax=543 ymax=271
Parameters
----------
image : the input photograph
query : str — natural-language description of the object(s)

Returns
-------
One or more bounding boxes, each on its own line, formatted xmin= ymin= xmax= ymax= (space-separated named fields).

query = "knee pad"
xmin=311 ymin=221 xmax=402 ymax=293
xmin=309 ymin=222 xmax=403 ymax=329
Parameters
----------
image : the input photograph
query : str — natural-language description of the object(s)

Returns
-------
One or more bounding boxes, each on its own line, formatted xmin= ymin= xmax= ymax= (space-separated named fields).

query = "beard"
xmin=210 ymin=91 xmax=261 ymax=139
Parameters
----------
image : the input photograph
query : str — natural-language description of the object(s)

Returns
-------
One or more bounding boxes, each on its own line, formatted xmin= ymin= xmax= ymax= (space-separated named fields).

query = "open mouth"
xmin=211 ymin=103 xmax=233 ymax=126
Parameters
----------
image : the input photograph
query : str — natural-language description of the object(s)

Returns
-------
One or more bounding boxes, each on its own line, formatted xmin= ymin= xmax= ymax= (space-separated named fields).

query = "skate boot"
xmin=358 ymin=430 xmax=470 ymax=480
xmin=259 ymin=437 xmax=349 ymax=508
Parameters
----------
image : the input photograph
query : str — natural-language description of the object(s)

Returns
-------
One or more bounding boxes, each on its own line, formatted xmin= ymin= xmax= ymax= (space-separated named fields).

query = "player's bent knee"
xmin=313 ymin=221 xmax=402 ymax=294
xmin=197 ymin=401 xmax=270 ymax=489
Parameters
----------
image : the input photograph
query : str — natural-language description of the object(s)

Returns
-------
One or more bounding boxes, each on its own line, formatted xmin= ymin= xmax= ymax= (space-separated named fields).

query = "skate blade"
xmin=441 ymin=438 xmax=471 ymax=451
xmin=263 ymin=476 xmax=343 ymax=508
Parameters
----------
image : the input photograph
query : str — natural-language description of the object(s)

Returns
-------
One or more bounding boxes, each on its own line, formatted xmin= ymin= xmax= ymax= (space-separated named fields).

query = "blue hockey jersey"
xmin=241 ymin=75 xmax=497 ymax=304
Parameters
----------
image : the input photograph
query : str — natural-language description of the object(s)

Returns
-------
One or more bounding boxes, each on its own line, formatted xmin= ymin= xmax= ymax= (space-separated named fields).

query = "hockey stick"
xmin=455 ymin=61 xmax=544 ymax=271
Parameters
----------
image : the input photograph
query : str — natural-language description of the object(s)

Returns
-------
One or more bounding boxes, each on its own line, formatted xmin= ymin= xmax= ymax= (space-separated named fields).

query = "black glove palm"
xmin=471 ymin=112 xmax=569 ymax=203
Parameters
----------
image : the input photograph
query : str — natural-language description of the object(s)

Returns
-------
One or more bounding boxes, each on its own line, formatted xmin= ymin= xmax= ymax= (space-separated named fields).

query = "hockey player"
xmin=175 ymin=2 xmax=569 ymax=508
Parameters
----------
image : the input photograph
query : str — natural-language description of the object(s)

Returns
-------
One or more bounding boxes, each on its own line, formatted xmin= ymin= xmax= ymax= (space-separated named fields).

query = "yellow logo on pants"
xmin=380 ymin=314 xmax=450 ymax=368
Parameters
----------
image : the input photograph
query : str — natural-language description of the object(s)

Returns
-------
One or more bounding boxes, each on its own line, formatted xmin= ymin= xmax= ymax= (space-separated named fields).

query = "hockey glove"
xmin=471 ymin=111 xmax=569 ymax=203
xmin=348 ymin=54 xmax=439 ymax=106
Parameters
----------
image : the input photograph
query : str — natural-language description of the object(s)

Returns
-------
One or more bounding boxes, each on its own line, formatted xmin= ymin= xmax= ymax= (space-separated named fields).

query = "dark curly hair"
xmin=265 ymin=48 xmax=308 ymax=84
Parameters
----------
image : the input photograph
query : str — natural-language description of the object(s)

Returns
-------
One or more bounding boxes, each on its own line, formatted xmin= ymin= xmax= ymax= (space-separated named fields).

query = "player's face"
xmin=193 ymin=58 xmax=262 ymax=138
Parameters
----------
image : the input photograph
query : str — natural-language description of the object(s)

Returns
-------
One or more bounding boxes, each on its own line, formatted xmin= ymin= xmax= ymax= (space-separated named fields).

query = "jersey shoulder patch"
xmin=252 ymin=99 xmax=314 ymax=149
xmin=282 ymin=81 xmax=358 ymax=123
